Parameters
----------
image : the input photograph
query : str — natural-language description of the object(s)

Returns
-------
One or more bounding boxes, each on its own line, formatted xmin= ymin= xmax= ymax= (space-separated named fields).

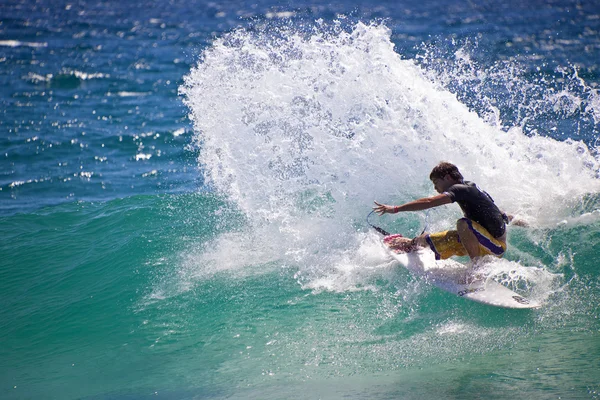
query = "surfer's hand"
xmin=505 ymin=212 xmax=529 ymax=227
xmin=373 ymin=201 xmax=396 ymax=215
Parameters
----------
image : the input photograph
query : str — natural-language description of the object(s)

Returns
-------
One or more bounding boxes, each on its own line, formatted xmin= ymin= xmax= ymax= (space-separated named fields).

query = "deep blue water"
xmin=1 ymin=0 xmax=600 ymax=399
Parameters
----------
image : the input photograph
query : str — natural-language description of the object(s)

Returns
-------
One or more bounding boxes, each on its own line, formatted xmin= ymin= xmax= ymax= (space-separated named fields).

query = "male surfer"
xmin=373 ymin=162 xmax=511 ymax=262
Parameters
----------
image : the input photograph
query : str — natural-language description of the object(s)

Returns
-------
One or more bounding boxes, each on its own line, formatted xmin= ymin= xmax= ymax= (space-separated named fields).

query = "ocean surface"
xmin=1 ymin=0 xmax=600 ymax=398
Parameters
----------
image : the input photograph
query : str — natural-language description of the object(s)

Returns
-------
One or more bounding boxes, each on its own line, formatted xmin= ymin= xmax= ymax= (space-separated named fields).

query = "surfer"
xmin=373 ymin=162 xmax=514 ymax=262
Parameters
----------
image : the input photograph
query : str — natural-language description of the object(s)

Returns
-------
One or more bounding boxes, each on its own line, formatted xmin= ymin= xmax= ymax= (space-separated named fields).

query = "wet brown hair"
xmin=429 ymin=162 xmax=464 ymax=182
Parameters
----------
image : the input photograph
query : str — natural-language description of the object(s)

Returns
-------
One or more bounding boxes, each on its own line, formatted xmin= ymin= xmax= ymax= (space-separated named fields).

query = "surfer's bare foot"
xmin=385 ymin=236 xmax=417 ymax=253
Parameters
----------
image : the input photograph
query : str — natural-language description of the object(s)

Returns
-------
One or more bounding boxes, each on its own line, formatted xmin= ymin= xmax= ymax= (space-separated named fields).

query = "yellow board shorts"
xmin=425 ymin=218 xmax=506 ymax=260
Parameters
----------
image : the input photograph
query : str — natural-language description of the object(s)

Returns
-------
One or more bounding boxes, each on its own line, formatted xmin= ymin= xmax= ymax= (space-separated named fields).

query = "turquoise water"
xmin=2 ymin=194 xmax=599 ymax=398
xmin=2 ymin=0 xmax=600 ymax=398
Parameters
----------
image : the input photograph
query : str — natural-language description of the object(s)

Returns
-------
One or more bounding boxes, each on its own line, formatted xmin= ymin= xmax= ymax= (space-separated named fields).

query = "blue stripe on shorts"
xmin=463 ymin=218 xmax=505 ymax=256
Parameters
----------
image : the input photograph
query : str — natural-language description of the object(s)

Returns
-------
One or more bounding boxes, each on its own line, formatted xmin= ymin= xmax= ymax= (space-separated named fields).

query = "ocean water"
xmin=1 ymin=0 xmax=600 ymax=398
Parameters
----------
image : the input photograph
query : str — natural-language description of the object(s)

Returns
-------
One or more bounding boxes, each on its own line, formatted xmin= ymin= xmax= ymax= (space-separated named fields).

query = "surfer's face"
xmin=432 ymin=179 xmax=444 ymax=193
xmin=432 ymin=175 xmax=454 ymax=193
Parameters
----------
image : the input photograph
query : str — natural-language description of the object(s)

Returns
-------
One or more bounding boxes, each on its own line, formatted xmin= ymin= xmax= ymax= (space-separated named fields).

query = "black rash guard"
xmin=444 ymin=181 xmax=507 ymax=238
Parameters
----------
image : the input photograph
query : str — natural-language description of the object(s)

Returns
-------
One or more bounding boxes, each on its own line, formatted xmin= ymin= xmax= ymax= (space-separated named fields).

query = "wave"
xmin=25 ymin=69 xmax=109 ymax=88
xmin=180 ymin=20 xmax=600 ymax=303
xmin=0 ymin=40 xmax=47 ymax=48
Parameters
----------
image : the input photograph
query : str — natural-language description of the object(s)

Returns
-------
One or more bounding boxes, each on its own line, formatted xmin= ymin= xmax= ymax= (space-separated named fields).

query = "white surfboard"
xmin=384 ymin=238 xmax=541 ymax=309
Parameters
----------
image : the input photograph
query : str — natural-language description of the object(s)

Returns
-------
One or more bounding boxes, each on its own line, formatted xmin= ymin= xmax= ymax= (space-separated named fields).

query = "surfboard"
xmin=383 ymin=234 xmax=541 ymax=309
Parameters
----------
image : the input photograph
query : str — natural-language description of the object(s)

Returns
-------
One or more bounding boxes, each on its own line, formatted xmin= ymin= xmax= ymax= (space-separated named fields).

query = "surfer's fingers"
xmin=372 ymin=202 xmax=386 ymax=214
xmin=373 ymin=201 xmax=388 ymax=209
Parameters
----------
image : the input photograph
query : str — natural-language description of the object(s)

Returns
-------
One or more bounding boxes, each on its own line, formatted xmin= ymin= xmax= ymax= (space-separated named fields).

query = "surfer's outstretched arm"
xmin=373 ymin=194 xmax=452 ymax=215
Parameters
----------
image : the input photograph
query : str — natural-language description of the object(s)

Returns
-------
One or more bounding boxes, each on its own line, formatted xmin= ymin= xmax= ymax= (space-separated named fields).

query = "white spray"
xmin=181 ymin=21 xmax=600 ymax=291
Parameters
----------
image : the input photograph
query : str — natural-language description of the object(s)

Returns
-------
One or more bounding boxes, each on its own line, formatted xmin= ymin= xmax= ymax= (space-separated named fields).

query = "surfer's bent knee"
xmin=456 ymin=218 xmax=469 ymax=231
xmin=413 ymin=234 xmax=428 ymax=248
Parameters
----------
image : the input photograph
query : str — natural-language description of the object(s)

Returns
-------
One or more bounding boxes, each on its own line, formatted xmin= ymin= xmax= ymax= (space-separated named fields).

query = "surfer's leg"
xmin=456 ymin=218 xmax=507 ymax=261
xmin=413 ymin=234 xmax=429 ymax=248
xmin=421 ymin=230 xmax=467 ymax=260
xmin=419 ymin=221 xmax=506 ymax=262
xmin=456 ymin=218 xmax=481 ymax=260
